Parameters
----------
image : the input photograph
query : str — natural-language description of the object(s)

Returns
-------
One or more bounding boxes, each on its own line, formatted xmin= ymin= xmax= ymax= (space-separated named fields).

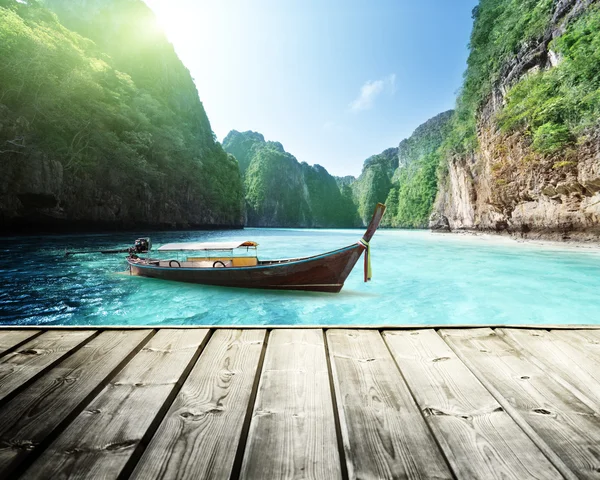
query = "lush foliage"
xmin=0 ymin=0 xmax=243 ymax=226
xmin=351 ymin=150 xmax=396 ymax=225
xmin=342 ymin=111 xmax=454 ymax=228
xmin=498 ymin=5 xmax=600 ymax=154
xmin=387 ymin=153 xmax=441 ymax=227
xmin=302 ymin=164 xmax=358 ymax=227
xmin=243 ymin=144 xmax=311 ymax=226
xmin=385 ymin=111 xmax=454 ymax=227
xmin=224 ymin=108 xmax=451 ymax=228
xmin=224 ymin=131 xmax=357 ymax=227
xmin=444 ymin=0 xmax=554 ymax=154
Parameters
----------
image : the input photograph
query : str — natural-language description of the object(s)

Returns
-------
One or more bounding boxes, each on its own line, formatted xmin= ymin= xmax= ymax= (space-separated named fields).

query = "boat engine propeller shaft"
xmin=65 ymin=237 xmax=151 ymax=257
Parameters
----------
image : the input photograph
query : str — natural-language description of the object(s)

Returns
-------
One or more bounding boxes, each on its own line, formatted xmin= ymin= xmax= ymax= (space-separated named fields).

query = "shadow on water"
xmin=120 ymin=271 xmax=381 ymax=299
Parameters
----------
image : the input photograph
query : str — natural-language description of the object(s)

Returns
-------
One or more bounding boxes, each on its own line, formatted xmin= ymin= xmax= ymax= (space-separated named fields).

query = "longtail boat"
xmin=126 ymin=203 xmax=386 ymax=293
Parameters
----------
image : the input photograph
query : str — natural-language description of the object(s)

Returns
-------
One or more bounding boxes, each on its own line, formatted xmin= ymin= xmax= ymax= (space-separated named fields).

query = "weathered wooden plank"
xmin=0 ymin=329 xmax=152 ymax=477
xmin=0 ymin=330 xmax=95 ymax=403
xmin=130 ymin=329 xmax=266 ymax=480
xmin=442 ymin=328 xmax=600 ymax=480
xmin=384 ymin=329 xmax=562 ymax=479
xmin=326 ymin=329 xmax=452 ymax=480
xmin=23 ymin=329 xmax=210 ymax=480
xmin=498 ymin=328 xmax=600 ymax=414
xmin=0 ymin=330 xmax=41 ymax=356
xmin=550 ymin=329 xmax=600 ymax=361
xmin=240 ymin=329 xmax=341 ymax=479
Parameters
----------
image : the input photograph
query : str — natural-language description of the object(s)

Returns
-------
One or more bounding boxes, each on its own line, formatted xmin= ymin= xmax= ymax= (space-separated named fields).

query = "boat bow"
xmin=357 ymin=202 xmax=386 ymax=282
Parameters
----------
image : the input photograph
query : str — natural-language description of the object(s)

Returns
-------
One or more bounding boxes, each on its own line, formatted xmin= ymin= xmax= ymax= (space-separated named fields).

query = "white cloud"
xmin=348 ymin=74 xmax=396 ymax=112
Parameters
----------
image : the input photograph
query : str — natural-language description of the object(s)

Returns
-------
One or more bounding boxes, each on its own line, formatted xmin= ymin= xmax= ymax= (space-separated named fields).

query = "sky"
xmin=143 ymin=0 xmax=478 ymax=177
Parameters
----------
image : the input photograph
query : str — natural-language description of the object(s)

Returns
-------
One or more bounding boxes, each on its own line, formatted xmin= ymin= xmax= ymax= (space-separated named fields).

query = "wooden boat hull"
xmin=126 ymin=203 xmax=386 ymax=293
xmin=127 ymin=244 xmax=364 ymax=293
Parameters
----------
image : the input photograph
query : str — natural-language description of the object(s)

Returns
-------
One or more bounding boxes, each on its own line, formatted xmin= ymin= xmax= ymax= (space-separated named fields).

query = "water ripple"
xmin=0 ymin=229 xmax=599 ymax=326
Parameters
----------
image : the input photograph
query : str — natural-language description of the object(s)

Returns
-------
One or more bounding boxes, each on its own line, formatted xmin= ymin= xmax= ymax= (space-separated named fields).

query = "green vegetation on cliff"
xmin=351 ymin=148 xmax=397 ymax=225
xmin=225 ymin=110 xmax=451 ymax=229
xmin=223 ymin=130 xmax=357 ymax=227
xmin=384 ymin=111 xmax=454 ymax=227
xmin=0 ymin=0 xmax=243 ymax=228
xmin=498 ymin=4 xmax=600 ymax=154
xmin=432 ymin=0 xmax=600 ymax=235
xmin=302 ymin=163 xmax=358 ymax=227
xmin=242 ymin=142 xmax=310 ymax=226
xmin=445 ymin=0 xmax=554 ymax=154
xmin=349 ymin=111 xmax=452 ymax=228
xmin=444 ymin=0 xmax=600 ymax=158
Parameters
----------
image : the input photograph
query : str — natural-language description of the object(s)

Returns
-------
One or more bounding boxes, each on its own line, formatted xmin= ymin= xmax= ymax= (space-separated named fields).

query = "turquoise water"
xmin=1 ymin=229 xmax=599 ymax=326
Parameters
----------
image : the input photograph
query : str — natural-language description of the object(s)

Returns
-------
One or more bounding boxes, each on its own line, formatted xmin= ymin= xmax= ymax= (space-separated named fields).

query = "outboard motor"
xmin=129 ymin=238 xmax=151 ymax=256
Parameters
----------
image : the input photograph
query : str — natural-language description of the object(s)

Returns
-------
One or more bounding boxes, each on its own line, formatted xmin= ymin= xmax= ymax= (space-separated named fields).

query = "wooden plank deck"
xmin=0 ymin=326 xmax=598 ymax=479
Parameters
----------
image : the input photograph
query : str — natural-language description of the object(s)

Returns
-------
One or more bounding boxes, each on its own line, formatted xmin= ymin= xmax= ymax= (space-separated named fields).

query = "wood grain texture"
xmin=0 ymin=330 xmax=95 ymax=403
xmin=0 ymin=329 xmax=151 ymax=477
xmin=0 ymin=330 xmax=40 ymax=356
xmin=240 ymin=329 xmax=341 ymax=480
xmin=383 ymin=329 xmax=561 ymax=480
xmin=499 ymin=328 xmax=600 ymax=414
xmin=130 ymin=329 xmax=266 ymax=480
xmin=327 ymin=329 xmax=452 ymax=480
xmin=442 ymin=328 xmax=600 ymax=480
xmin=23 ymin=329 xmax=210 ymax=480
xmin=550 ymin=329 xmax=600 ymax=361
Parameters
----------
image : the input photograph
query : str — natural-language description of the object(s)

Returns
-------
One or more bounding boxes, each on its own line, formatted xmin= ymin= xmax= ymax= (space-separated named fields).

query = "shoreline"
xmin=433 ymin=228 xmax=600 ymax=252
xmin=3 ymin=223 xmax=600 ymax=252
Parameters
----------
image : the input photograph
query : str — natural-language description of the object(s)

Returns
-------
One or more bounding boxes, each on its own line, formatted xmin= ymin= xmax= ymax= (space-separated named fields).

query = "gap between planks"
xmin=5 ymin=330 xmax=157 ymax=479
xmin=0 ymin=327 xmax=598 ymax=480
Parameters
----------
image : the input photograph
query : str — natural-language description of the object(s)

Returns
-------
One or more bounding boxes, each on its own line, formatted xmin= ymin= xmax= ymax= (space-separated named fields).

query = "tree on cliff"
xmin=223 ymin=130 xmax=358 ymax=227
xmin=0 ymin=0 xmax=243 ymax=229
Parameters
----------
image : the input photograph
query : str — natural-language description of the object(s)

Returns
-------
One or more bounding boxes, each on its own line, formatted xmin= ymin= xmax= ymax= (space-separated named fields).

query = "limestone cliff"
xmin=0 ymin=0 xmax=244 ymax=232
xmin=433 ymin=0 xmax=600 ymax=240
xmin=223 ymin=130 xmax=357 ymax=227
xmin=351 ymin=111 xmax=453 ymax=227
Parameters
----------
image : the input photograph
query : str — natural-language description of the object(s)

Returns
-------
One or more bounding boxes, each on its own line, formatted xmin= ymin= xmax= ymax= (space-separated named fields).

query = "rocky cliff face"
xmin=351 ymin=148 xmax=397 ymax=225
xmin=223 ymin=110 xmax=452 ymax=229
xmin=350 ymin=111 xmax=453 ymax=228
xmin=0 ymin=0 xmax=244 ymax=232
xmin=433 ymin=0 xmax=600 ymax=240
xmin=223 ymin=130 xmax=357 ymax=227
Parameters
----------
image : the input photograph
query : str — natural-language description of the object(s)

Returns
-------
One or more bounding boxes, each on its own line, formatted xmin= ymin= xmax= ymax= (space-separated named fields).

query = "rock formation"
xmin=223 ymin=131 xmax=357 ymax=227
xmin=0 ymin=0 xmax=244 ymax=232
xmin=432 ymin=0 xmax=600 ymax=240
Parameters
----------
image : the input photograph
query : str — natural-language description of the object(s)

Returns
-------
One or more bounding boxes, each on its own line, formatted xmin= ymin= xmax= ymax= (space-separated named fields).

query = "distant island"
xmin=1 ymin=0 xmax=599 ymax=240
xmin=222 ymin=110 xmax=451 ymax=229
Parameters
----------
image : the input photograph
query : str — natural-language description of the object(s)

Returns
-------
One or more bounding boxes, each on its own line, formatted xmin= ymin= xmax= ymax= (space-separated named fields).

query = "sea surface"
xmin=1 ymin=228 xmax=599 ymax=326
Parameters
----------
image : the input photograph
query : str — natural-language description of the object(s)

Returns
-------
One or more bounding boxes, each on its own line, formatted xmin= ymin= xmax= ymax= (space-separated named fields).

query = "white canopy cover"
xmin=157 ymin=241 xmax=258 ymax=251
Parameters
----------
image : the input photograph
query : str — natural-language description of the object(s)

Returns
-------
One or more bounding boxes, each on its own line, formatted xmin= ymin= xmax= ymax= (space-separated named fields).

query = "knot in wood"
xmin=106 ymin=440 xmax=137 ymax=451
xmin=19 ymin=349 xmax=42 ymax=355
xmin=422 ymin=407 xmax=448 ymax=417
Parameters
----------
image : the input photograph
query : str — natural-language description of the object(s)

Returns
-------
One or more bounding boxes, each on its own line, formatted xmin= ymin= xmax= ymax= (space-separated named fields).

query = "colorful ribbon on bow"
xmin=358 ymin=238 xmax=371 ymax=282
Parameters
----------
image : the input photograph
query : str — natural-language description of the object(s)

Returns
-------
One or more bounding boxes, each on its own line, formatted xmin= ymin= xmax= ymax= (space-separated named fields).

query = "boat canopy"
xmin=157 ymin=241 xmax=258 ymax=252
